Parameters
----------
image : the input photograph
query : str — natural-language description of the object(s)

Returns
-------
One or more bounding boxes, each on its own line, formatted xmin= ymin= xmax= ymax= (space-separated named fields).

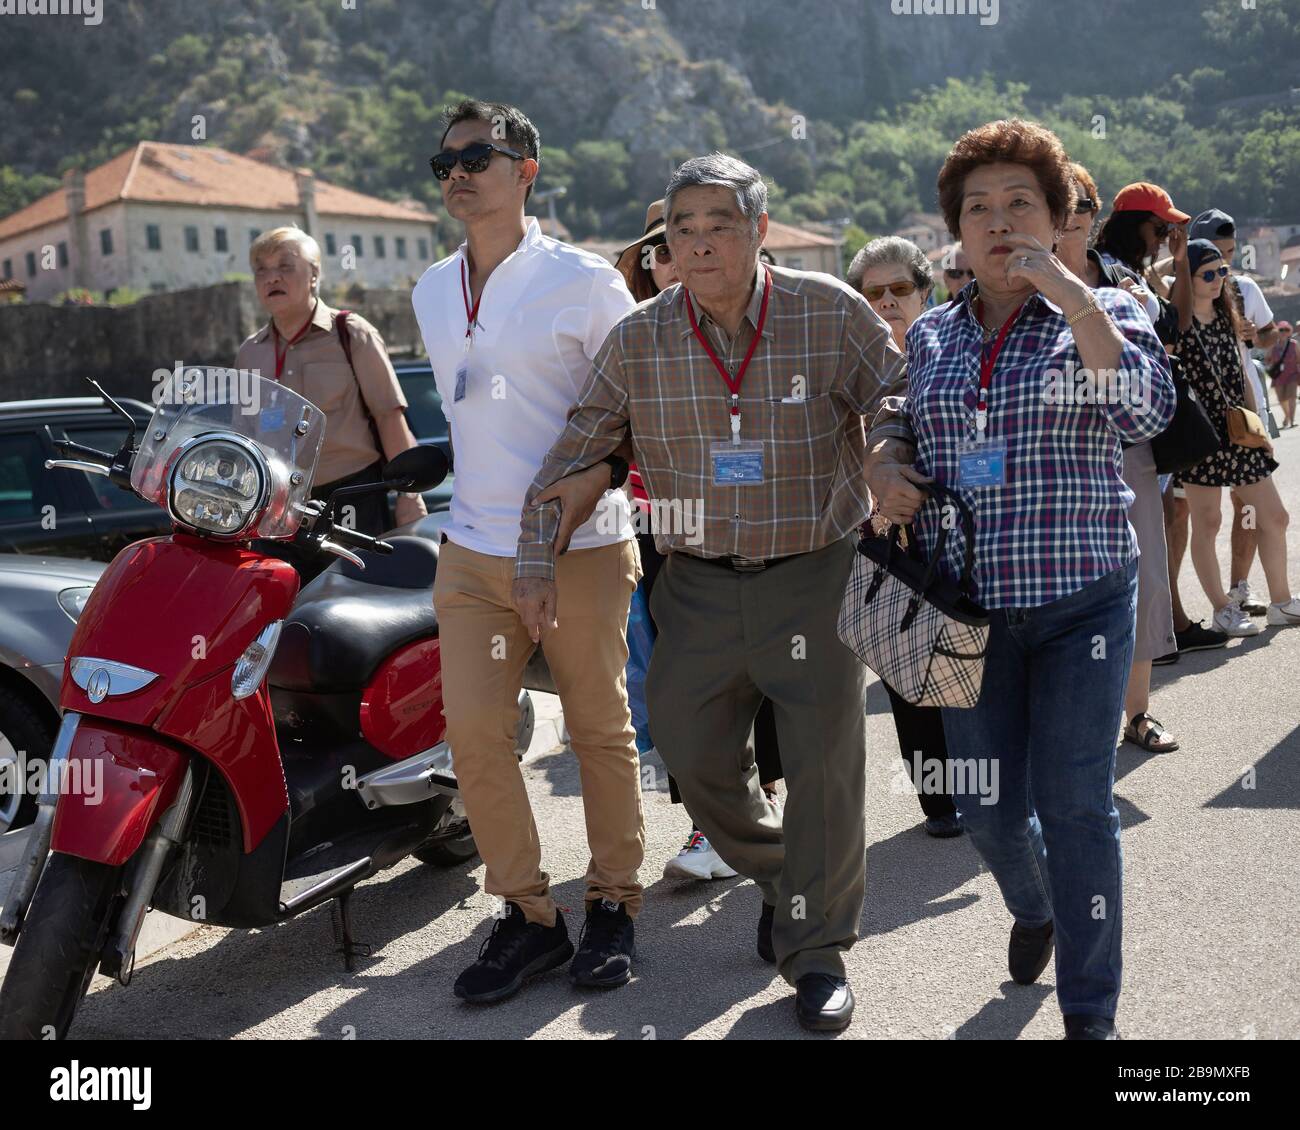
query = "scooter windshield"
xmin=131 ymin=367 xmax=326 ymax=539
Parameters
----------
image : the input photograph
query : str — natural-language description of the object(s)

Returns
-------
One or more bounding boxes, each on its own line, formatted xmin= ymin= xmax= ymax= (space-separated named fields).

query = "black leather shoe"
xmin=924 ymin=813 xmax=963 ymax=838
xmin=1064 ymin=1014 xmax=1119 ymax=1040
xmin=794 ymin=974 xmax=854 ymax=1032
xmin=757 ymin=902 xmax=775 ymax=964
xmin=1008 ymin=919 xmax=1054 ymax=985
xmin=570 ymin=898 xmax=635 ymax=988
xmin=454 ymin=903 xmax=573 ymax=1003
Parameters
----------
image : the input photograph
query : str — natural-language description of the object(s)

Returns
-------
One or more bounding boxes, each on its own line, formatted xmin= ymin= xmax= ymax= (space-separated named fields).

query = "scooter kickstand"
xmin=331 ymin=889 xmax=372 ymax=972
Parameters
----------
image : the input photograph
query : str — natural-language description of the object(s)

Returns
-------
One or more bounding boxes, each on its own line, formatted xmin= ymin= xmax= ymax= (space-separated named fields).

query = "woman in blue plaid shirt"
xmin=867 ymin=120 xmax=1174 ymax=1040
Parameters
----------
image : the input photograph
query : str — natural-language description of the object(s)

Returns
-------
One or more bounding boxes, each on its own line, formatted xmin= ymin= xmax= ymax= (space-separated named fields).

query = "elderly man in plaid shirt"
xmin=513 ymin=153 xmax=909 ymax=1031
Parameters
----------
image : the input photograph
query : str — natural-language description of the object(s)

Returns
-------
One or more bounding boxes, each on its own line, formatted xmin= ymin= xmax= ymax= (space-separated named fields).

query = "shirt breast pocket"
xmin=301 ymin=362 xmax=356 ymax=415
xmin=753 ymin=393 xmax=840 ymax=481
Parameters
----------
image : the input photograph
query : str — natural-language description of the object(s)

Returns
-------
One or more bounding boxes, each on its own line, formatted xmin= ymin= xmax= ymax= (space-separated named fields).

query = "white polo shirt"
xmin=412 ymin=218 xmax=636 ymax=558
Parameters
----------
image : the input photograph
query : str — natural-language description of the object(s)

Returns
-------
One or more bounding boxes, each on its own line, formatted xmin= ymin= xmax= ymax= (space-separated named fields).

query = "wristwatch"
xmin=601 ymin=453 xmax=629 ymax=489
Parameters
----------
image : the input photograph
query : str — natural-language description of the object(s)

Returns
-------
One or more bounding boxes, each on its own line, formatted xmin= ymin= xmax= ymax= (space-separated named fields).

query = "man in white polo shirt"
xmin=411 ymin=100 xmax=643 ymax=1004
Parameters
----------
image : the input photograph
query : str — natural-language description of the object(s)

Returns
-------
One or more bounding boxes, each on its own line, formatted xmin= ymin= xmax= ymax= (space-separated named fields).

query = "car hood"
xmin=0 ymin=554 xmax=105 ymax=585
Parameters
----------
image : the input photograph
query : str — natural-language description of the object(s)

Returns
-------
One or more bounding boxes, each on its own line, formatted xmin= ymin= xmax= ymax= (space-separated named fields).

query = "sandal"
xmin=1124 ymin=712 xmax=1180 ymax=753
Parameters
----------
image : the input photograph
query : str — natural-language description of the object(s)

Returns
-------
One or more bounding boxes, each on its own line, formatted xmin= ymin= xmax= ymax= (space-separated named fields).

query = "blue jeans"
xmin=941 ymin=560 xmax=1138 ymax=1020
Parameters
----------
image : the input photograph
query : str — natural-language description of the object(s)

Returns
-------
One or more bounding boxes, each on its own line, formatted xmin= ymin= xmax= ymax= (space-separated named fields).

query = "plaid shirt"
xmin=516 ymin=263 xmax=908 ymax=580
xmin=867 ymin=283 xmax=1173 ymax=609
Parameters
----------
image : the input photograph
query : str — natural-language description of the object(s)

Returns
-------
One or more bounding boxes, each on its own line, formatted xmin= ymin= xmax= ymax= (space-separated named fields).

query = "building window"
xmin=374 ymin=236 xmax=386 ymax=259
xmin=325 ymin=233 xmax=337 ymax=257
xmin=185 ymin=226 xmax=200 ymax=253
xmin=151 ymin=283 xmax=167 ymax=294
xmin=100 ymin=229 xmax=113 ymax=256
xmin=786 ymin=256 xmax=803 ymax=269
xmin=2 ymin=259 xmax=11 ymax=280
xmin=25 ymin=252 xmax=36 ymax=277
xmin=57 ymin=242 xmax=68 ymax=268
xmin=352 ymin=235 xmax=362 ymax=257
xmin=146 ymin=224 xmax=161 ymax=251
xmin=417 ymin=238 xmax=429 ymax=261
xmin=395 ymin=237 xmax=407 ymax=259
xmin=249 ymin=229 xmax=261 ymax=245
xmin=214 ymin=227 xmax=228 ymax=253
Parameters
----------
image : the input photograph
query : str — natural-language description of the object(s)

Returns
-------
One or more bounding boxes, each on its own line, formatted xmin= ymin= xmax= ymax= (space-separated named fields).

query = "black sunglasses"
xmin=1199 ymin=264 xmax=1230 ymax=283
xmin=944 ymin=267 xmax=973 ymax=280
xmin=1075 ymin=197 xmax=1098 ymax=214
xmin=429 ymin=141 xmax=525 ymax=180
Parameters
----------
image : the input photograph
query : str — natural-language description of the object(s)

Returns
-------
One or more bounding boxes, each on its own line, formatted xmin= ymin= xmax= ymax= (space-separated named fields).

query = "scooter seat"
xmin=268 ymin=536 xmax=440 ymax=693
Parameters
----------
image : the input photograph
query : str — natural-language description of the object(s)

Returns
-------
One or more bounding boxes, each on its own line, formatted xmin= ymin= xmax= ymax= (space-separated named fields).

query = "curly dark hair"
xmin=937 ymin=119 xmax=1074 ymax=240
xmin=1093 ymin=210 xmax=1156 ymax=274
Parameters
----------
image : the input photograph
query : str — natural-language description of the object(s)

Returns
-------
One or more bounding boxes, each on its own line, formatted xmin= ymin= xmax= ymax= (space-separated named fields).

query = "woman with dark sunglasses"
xmin=614 ymin=201 xmax=785 ymax=883
xmin=1173 ymin=240 xmax=1300 ymax=632
xmin=847 ymin=236 xmax=961 ymax=836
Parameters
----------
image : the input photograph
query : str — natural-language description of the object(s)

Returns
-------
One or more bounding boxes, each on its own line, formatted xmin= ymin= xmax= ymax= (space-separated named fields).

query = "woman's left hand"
xmin=394 ymin=493 xmax=428 ymax=526
xmin=1003 ymin=233 xmax=1091 ymax=314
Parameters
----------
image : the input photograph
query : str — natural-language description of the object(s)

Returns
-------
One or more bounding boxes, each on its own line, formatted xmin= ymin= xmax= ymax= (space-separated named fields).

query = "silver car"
xmin=0 ymin=554 xmax=102 ymax=833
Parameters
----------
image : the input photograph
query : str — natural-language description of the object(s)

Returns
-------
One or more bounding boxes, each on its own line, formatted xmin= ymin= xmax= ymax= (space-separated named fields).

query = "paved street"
xmin=48 ymin=430 xmax=1300 ymax=1040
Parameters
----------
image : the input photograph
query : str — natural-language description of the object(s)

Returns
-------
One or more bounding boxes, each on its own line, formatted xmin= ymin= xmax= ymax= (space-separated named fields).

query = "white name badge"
xmin=710 ymin=440 xmax=765 ymax=485
xmin=453 ymin=359 xmax=468 ymax=403
xmin=957 ymin=438 xmax=1007 ymax=489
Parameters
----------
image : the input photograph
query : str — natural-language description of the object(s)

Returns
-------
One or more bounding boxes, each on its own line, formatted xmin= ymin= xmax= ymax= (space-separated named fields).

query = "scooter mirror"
xmin=383 ymin=444 xmax=449 ymax=493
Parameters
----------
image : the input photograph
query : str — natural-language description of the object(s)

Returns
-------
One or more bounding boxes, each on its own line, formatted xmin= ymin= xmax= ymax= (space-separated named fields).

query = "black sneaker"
xmin=1175 ymin=620 xmax=1228 ymax=653
xmin=1008 ymin=919 xmax=1054 ymax=985
xmin=1064 ymin=1014 xmax=1119 ymax=1040
xmin=570 ymin=898 xmax=635 ymax=988
xmin=757 ymin=902 xmax=776 ymax=964
xmin=453 ymin=902 xmax=573 ymax=1004
xmin=924 ymin=813 xmax=963 ymax=838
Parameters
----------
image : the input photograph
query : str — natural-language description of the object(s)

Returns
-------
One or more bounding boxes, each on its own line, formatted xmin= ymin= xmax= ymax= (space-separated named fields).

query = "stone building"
xmin=0 ymin=142 xmax=438 ymax=302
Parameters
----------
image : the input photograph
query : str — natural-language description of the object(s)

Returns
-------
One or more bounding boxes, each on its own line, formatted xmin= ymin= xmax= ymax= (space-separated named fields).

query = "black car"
xmin=0 ymin=397 xmax=167 ymax=561
xmin=393 ymin=359 xmax=454 ymax=520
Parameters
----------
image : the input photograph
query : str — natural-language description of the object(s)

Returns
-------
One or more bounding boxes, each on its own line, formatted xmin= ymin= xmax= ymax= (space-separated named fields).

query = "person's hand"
xmin=1167 ymin=223 xmax=1189 ymax=264
xmin=1117 ymin=275 xmax=1152 ymax=306
xmin=394 ymin=493 xmax=427 ymax=527
xmin=532 ymin=463 xmax=612 ymax=555
xmin=1003 ymin=233 xmax=1089 ymax=312
xmin=512 ymin=578 xmax=558 ymax=644
xmin=866 ymin=461 xmax=934 ymax=525
xmin=1241 ymin=317 xmax=1259 ymax=343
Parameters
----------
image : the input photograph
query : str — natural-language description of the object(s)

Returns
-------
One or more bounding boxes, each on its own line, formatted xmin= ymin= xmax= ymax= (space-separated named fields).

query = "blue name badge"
xmin=957 ymin=438 xmax=1007 ymax=489
xmin=710 ymin=440 xmax=765 ymax=485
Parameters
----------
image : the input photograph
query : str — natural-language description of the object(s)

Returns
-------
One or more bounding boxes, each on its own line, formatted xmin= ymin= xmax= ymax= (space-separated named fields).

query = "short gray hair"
xmin=665 ymin=153 xmax=768 ymax=232
xmin=847 ymin=236 xmax=934 ymax=296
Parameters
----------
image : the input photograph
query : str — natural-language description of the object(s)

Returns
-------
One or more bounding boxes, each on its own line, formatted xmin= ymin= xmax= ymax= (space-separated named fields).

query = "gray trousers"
xmin=646 ymin=537 xmax=868 ymax=983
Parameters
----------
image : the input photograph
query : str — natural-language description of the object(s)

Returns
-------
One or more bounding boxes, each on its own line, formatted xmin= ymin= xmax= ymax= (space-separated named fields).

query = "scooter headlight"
xmin=169 ymin=438 xmax=267 ymax=536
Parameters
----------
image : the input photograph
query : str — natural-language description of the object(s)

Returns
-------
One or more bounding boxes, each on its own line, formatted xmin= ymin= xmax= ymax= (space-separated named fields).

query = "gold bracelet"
xmin=1067 ymin=300 xmax=1103 ymax=327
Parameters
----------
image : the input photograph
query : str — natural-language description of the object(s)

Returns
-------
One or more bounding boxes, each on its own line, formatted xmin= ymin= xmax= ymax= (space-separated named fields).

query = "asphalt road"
xmin=54 ymin=429 xmax=1300 ymax=1040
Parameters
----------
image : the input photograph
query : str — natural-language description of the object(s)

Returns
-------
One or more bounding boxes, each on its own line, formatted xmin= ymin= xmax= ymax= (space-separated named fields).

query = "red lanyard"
xmin=975 ymin=298 xmax=1025 ymax=435
xmin=460 ymin=259 xmax=483 ymax=341
xmin=685 ymin=266 xmax=772 ymax=442
xmin=272 ymin=302 xmax=317 ymax=381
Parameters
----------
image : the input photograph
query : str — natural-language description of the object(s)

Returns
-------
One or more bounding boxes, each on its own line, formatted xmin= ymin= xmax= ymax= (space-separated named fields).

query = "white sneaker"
xmin=1266 ymin=598 xmax=1300 ymax=627
xmin=1228 ymin=581 xmax=1267 ymax=616
xmin=663 ymin=830 xmax=737 ymax=881
xmin=1213 ymin=600 xmax=1262 ymax=637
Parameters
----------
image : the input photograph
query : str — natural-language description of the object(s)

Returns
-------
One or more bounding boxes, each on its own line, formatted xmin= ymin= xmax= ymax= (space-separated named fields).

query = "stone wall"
xmin=0 ymin=281 xmax=426 ymax=404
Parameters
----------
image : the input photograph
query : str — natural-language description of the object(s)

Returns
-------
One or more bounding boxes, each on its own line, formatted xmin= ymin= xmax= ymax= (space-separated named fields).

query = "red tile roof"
xmin=762 ymin=218 xmax=837 ymax=251
xmin=0 ymin=142 xmax=436 ymax=241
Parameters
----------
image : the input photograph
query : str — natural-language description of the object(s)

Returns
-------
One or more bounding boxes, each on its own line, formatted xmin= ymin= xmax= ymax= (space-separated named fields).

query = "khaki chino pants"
xmin=433 ymin=538 xmax=644 ymax=926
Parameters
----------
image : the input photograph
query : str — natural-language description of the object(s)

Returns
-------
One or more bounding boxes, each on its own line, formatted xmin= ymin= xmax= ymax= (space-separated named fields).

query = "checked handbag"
xmin=837 ymin=484 xmax=990 ymax=708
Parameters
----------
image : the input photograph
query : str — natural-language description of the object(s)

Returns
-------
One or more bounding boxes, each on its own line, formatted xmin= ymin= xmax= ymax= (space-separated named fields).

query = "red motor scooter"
xmin=0 ymin=369 xmax=534 ymax=1039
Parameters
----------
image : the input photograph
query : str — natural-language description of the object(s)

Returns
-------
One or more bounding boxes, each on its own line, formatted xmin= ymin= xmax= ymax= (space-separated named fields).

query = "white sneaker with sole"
xmin=1213 ymin=600 xmax=1262 ymax=637
xmin=1228 ymin=581 xmax=1267 ymax=616
xmin=663 ymin=830 xmax=737 ymax=881
xmin=1266 ymin=598 xmax=1300 ymax=627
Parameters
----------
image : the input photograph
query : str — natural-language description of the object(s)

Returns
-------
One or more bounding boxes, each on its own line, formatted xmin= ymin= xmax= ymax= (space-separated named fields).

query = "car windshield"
xmin=130 ymin=367 xmax=326 ymax=538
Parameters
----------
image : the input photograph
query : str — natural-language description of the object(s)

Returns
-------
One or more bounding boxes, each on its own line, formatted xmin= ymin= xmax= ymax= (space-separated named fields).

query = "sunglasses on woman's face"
xmin=1074 ymin=197 xmax=1097 ymax=214
xmin=863 ymin=281 xmax=918 ymax=301
xmin=645 ymin=242 xmax=673 ymax=265
xmin=429 ymin=141 xmax=525 ymax=180
xmin=944 ymin=268 xmax=973 ymax=281
xmin=1148 ymin=218 xmax=1171 ymax=240
xmin=1199 ymin=264 xmax=1230 ymax=282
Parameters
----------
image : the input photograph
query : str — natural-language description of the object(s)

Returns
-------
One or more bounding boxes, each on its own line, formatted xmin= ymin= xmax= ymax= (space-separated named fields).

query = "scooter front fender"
xmin=49 ymin=717 xmax=188 ymax=867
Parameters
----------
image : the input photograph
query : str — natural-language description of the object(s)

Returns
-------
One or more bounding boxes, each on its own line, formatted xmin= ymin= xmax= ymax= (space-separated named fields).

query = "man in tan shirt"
xmin=234 ymin=226 xmax=426 ymax=537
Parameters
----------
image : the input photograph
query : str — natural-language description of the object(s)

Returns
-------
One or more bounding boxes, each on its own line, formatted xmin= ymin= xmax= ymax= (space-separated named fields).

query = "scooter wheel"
xmin=0 ymin=853 xmax=121 ymax=1040
xmin=415 ymin=800 xmax=479 ymax=866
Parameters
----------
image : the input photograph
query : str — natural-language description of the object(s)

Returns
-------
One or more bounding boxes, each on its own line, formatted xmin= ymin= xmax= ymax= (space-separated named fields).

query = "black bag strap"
xmin=877 ymin=481 xmax=977 ymax=598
